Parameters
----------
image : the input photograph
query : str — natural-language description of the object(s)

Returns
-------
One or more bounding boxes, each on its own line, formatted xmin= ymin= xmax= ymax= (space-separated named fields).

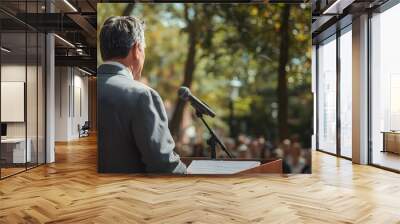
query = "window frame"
xmin=0 ymin=1 xmax=48 ymax=180
xmin=315 ymin=20 xmax=353 ymax=160
xmin=367 ymin=0 xmax=400 ymax=173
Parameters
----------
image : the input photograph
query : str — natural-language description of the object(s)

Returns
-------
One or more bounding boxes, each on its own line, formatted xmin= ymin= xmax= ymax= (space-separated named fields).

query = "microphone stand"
xmin=195 ymin=111 xmax=234 ymax=159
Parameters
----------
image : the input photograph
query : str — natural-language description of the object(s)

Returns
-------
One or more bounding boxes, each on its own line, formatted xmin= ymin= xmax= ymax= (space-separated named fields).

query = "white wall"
xmin=1 ymin=63 xmax=46 ymax=164
xmin=1 ymin=65 xmax=34 ymax=138
xmin=55 ymin=67 xmax=70 ymax=141
xmin=55 ymin=67 xmax=89 ymax=141
xmin=1 ymin=65 xmax=26 ymax=138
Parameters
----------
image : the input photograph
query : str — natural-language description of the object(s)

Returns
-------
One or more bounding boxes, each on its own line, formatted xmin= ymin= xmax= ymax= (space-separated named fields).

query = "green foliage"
xmin=97 ymin=3 xmax=312 ymax=147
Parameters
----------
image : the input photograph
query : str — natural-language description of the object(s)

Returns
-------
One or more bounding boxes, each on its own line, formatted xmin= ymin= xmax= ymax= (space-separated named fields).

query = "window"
xmin=339 ymin=27 xmax=352 ymax=158
xmin=370 ymin=3 xmax=400 ymax=171
xmin=317 ymin=35 xmax=337 ymax=154
xmin=0 ymin=1 xmax=47 ymax=179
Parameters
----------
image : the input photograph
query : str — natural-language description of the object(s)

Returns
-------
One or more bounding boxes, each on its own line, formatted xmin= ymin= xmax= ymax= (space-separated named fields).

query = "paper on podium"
xmin=187 ymin=160 xmax=261 ymax=174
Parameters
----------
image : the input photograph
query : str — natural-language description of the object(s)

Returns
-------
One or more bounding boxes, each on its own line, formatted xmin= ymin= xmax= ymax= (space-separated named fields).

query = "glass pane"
xmin=339 ymin=28 xmax=352 ymax=158
xmin=1 ymin=30 xmax=27 ymax=177
xmin=371 ymin=4 xmax=400 ymax=171
xmin=26 ymin=0 xmax=38 ymax=169
xmin=27 ymin=31 xmax=38 ymax=169
xmin=38 ymin=32 xmax=45 ymax=165
xmin=317 ymin=36 xmax=337 ymax=154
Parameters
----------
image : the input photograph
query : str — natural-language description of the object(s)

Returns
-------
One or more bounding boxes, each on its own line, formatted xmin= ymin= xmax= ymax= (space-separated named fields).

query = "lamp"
xmin=322 ymin=0 xmax=355 ymax=15
xmin=229 ymin=77 xmax=242 ymax=137
xmin=63 ymin=0 xmax=78 ymax=12
xmin=1 ymin=47 xmax=11 ymax=53
xmin=230 ymin=77 xmax=242 ymax=101
xmin=78 ymin=67 xmax=92 ymax=76
xmin=54 ymin=34 xmax=75 ymax=48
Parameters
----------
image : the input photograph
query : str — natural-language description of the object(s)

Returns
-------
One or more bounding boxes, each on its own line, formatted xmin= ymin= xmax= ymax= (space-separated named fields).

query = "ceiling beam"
xmin=55 ymin=55 xmax=96 ymax=72
xmin=67 ymin=13 xmax=96 ymax=46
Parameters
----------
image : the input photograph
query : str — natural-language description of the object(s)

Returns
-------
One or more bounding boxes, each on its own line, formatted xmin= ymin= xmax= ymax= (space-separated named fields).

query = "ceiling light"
xmin=54 ymin=34 xmax=75 ymax=48
xmin=78 ymin=67 xmax=92 ymax=76
xmin=322 ymin=0 xmax=354 ymax=15
xmin=323 ymin=0 xmax=341 ymax=14
xmin=1 ymin=47 xmax=11 ymax=53
xmin=63 ymin=0 xmax=78 ymax=12
xmin=76 ymin=48 xmax=86 ymax=56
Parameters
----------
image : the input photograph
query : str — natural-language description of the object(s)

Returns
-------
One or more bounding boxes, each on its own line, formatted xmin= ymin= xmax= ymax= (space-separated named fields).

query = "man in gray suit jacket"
xmin=97 ymin=16 xmax=186 ymax=174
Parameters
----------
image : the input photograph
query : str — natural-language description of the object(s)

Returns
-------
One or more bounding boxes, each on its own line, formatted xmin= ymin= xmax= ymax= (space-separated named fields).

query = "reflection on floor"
xmin=373 ymin=150 xmax=400 ymax=171
xmin=0 ymin=167 xmax=25 ymax=177
xmin=0 ymin=136 xmax=400 ymax=223
xmin=0 ymin=163 xmax=42 ymax=178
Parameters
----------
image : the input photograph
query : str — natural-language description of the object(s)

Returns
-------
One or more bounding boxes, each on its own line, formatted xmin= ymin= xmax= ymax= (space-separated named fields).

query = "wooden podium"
xmin=181 ymin=157 xmax=283 ymax=175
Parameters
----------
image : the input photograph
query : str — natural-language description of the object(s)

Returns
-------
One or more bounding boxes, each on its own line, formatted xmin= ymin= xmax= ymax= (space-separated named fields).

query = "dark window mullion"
xmin=316 ymin=44 xmax=319 ymax=151
xmin=25 ymin=0 xmax=28 ymax=171
xmin=336 ymin=26 xmax=341 ymax=157
xmin=0 ymin=17 xmax=2 ymax=179
xmin=44 ymin=0 xmax=48 ymax=164
xmin=367 ymin=11 xmax=373 ymax=165
xmin=36 ymin=0 xmax=39 ymax=167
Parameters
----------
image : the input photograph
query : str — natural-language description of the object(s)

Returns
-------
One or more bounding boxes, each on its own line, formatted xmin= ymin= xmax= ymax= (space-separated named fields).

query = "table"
xmin=1 ymin=138 xmax=31 ymax=164
xmin=382 ymin=131 xmax=400 ymax=154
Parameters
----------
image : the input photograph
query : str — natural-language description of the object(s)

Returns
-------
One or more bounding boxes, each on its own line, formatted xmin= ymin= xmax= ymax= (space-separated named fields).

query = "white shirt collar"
xmin=103 ymin=61 xmax=133 ymax=78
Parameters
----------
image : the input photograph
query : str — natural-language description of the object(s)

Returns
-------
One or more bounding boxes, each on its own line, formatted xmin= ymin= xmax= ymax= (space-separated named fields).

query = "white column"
xmin=46 ymin=33 xmax=55 ymax=163
xmin=45 ymin=0 xmax=55 ymax=163
xmin=55 ymin=67 xmax=73 ymax=141
xmin=352 ymin=14 xmax=369 ymax=164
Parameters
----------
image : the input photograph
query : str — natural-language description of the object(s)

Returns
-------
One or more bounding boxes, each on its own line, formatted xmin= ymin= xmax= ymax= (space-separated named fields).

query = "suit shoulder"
xmin=129 ymin=81 xmax=152 ymax=96
xmin=132 ymin=81 xmax=161 ymax=99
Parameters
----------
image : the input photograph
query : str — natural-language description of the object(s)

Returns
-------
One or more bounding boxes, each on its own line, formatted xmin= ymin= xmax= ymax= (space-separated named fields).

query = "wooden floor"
xmin=1 ymin=167 xmax=26 ymax=178
xmin=1 ymin=136 xmax=400 ymax=224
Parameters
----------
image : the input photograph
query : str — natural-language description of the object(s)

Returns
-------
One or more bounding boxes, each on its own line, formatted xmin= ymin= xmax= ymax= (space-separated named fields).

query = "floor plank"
xmin=0 ymin=135 xmax=400 ymax=223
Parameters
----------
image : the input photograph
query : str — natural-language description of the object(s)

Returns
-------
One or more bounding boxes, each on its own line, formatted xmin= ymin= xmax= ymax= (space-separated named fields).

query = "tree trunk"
xmin=169 ymin=5 xmax=197 ymax=138
xmin=277 ymin=5 xmax=291 ymax=141
xmin=123 ymin=3 xmax=135 ymax=16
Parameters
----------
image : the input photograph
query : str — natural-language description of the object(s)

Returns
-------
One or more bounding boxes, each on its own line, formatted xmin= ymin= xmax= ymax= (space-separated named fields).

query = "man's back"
xmin=97 ymin=63 xmax=186 ymax=173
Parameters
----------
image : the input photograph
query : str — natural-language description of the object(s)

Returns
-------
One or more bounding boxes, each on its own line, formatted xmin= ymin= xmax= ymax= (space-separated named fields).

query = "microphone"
xmin=178 ymin=86 xmax=216 ymax=118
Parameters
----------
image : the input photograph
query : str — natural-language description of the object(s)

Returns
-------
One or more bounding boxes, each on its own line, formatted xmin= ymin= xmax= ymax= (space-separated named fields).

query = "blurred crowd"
xmin=177 ymin=133 xmax=311 ymax=174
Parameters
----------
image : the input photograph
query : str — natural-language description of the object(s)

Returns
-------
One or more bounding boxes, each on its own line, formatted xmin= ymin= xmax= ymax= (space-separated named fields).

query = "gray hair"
xmin=100 ymin=16 xmax=145 ymax=61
